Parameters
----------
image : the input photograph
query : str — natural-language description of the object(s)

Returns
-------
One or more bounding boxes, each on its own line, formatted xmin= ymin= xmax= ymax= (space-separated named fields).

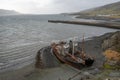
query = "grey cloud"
xmin=0 ymin=0 xmax=120 ymax=14
xmin=51 ymin=0 xmax=120 ymax=13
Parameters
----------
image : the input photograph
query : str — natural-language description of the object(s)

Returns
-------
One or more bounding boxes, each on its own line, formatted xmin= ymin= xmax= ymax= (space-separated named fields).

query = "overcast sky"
xmin=0 ymin=0 xmax=120 ymax=14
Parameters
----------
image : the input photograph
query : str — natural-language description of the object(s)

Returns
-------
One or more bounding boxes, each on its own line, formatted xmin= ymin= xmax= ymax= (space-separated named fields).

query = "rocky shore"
xmin=102 ymin=31 xmax=120 ymax=70
xmin=0 ymin=31 xmax=120 ymax=80
xmin=75 ymin=15 xmax=120 ymax=22
xmin=34 ymin=31 xmax=120 ymax=80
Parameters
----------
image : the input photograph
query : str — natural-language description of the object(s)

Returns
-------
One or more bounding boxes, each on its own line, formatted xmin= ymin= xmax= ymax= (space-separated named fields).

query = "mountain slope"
xmin=82 ymin=1 xmax=120 ymax=15
xmin=71 ymin=1 xmax=120 ymax=19
xmin=0 ymin=9 xmax=20 ymax=16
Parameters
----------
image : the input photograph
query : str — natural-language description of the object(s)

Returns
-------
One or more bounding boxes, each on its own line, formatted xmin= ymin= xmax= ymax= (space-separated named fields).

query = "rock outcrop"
xmin=102 ymin=31 xmax=120 ymax=69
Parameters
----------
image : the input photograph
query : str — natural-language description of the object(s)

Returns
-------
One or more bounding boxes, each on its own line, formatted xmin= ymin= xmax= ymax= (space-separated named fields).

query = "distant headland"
xmin=0 ymin=9 xmax=21 ymax=16
xmin=49 ymin=1 xmax=120 ymax=29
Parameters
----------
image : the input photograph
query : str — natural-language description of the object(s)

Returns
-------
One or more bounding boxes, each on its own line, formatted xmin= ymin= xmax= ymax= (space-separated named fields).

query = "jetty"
xmin=48 ymin=20 xmax=120 ymax=29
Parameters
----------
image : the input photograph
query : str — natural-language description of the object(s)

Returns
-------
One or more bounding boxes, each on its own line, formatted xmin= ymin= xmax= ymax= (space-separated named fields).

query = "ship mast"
xmin=81 ymin=34 xmax=85 ymax=54
xmin=72 ymin=37 xmax=75 ymax=56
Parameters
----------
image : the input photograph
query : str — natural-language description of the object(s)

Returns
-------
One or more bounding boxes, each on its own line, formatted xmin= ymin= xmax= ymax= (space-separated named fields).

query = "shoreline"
xmin=0 ymin=31 xmax=119 ymax=80
xmin=48 ymin=20 xmax=120 ymax=29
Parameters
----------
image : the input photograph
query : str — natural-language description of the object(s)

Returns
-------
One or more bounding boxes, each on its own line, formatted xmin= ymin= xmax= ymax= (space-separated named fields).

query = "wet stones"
xmin=109 ymin=72 xmax=120 ymax=77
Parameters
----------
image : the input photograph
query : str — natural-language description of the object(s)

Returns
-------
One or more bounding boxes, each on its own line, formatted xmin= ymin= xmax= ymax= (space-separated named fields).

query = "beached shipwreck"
xmin=35 ymin=36 xmax=95 ymax=69
xmin=51 ymin=37 xmax=95 ymax=69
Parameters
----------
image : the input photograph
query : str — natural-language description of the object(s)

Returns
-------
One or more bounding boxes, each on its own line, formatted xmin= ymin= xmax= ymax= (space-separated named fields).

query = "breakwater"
xmin=48 ymin=20 xmax=120 ymax=29
xmin=35 ymin=46 xmax=60 ymax=69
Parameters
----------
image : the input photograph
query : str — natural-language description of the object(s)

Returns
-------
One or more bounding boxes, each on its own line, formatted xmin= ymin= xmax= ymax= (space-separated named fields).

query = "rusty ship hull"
xmin=52 ymin=46 xmax=94 ymax=70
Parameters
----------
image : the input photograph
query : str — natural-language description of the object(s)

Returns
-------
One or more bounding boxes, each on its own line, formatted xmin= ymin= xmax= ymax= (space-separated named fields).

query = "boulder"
xmin=102 ymin=31 xmax=120 ymax=69
xmin=102 ymin=31 xmax=120 ymax=51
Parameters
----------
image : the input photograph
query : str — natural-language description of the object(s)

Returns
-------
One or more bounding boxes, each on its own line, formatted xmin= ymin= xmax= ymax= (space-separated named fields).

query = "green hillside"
xmin=72 ymin=1 xmax=120 ymax=19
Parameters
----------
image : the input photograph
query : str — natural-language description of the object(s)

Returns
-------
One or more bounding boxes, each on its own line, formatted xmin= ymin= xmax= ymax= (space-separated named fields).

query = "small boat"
xmin=51 ymin=36 xmax=94 ymax=70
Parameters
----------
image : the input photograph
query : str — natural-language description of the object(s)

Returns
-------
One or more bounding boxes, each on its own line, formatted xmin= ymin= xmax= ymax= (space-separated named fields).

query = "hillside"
xmin=0 ymin=9 xmax=20 ymax=16
xmin=71 ymin=1 xmax=120 ymax=20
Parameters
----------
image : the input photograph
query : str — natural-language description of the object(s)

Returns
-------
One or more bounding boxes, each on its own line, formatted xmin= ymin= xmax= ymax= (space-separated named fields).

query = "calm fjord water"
xmin=0 ymin=14 xmax=118 ymax=72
